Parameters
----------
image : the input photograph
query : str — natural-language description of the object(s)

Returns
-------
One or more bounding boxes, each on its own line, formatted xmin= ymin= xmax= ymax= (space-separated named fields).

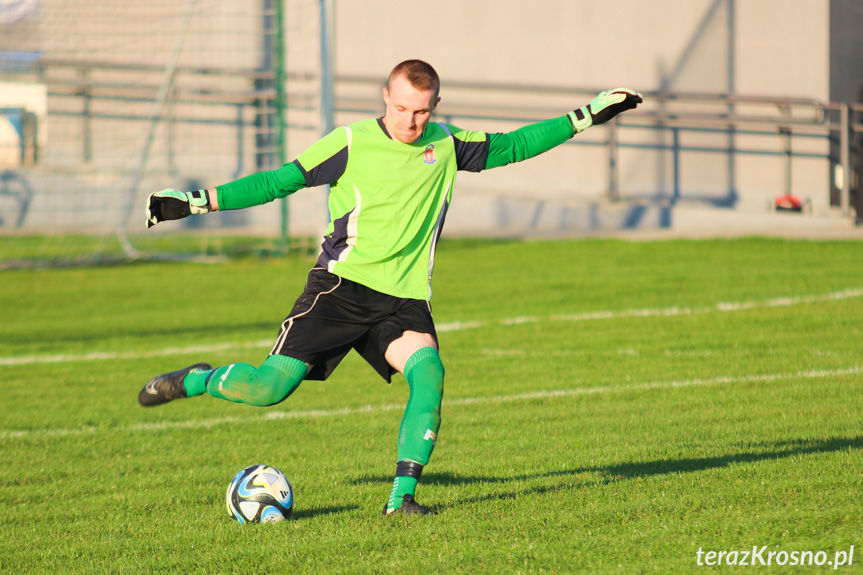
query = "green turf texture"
xmin=0 ymin=237 xmax=861 ymax=574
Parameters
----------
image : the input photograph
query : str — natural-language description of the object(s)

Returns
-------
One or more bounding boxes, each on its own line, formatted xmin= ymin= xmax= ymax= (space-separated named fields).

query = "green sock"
xmin=386 ymin=473 xmax=419 ymax=511
xmin=183 ymin=355 xmax=308 ymax=406
xmin=183 ymin=367 xmax=213 ymax=397
xmin=397 ymin=347 xmax=444 ymax=464
xmin=386 ymin=347 xmax=444 ymax=512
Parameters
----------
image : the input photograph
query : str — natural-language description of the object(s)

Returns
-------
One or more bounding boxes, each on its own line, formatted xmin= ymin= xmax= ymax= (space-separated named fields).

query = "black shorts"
xmin=270 ymin=268 xmax=438 ymax=382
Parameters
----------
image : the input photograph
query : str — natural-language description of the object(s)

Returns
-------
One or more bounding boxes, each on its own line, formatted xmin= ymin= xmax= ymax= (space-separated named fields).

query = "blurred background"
xmin=1 ymin=0 xmax=862 ymax=265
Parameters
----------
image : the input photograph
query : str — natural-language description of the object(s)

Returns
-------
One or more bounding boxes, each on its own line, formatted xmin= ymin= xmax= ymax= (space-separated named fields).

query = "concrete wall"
xmin=2 ymin=0 xmax=857 ymax=237
xmin=276 ymin=0 xmax=844 ymax=237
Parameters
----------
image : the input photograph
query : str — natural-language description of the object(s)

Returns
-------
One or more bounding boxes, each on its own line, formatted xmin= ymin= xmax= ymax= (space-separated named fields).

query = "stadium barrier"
xmin=0 ymin=63 xmax=860 ymax=265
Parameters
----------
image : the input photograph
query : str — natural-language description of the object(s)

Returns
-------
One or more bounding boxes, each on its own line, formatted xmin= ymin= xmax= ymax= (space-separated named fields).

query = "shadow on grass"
xmin=292 ymin=505 xmax=359 ymax=520
xmin=349 ymin=436 xmax=863 ymax=508
xmin=594 ymin=436 xmax=863 ymax=480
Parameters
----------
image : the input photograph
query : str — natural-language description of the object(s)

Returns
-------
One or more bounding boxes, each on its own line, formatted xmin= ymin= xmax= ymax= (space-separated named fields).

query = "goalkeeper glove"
xmin=568 ymin=88 xmax=643 ymax=134
xmin=145 ymin=188 xmax=211 ymax=228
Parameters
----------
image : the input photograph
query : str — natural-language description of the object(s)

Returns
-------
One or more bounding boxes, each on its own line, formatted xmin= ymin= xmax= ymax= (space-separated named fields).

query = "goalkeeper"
xmin=139 ymin=59 xmax=642 ymax=516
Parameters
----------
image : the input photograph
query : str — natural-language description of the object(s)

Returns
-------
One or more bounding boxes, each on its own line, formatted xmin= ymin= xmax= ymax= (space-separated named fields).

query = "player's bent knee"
xmin=405 ymin=347 xmax=444 ymax=382
xmin=250 ymin=355 xmax=309 ymax=407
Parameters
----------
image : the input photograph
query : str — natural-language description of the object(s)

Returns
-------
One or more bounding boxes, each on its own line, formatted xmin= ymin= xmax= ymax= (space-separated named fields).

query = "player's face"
xmin=382 ymin=74 xmax=440 ymax=144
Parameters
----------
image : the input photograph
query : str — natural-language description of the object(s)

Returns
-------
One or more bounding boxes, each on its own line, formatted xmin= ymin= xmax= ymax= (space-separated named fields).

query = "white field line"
xmin=0 ymin=339 xmax=274 ymax=367
xmin=2 ymin=287 xmax=861 ymax=368
xmin=1 ymin=365 xmax=860 ymax=441
xmin=550 ymin=287 xmax=863 ymax=323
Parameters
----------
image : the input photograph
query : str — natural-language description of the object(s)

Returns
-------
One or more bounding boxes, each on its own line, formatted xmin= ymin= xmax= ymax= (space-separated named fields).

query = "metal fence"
xmin=339 ymin=77 xmax=861 ymax=212
xmin=1 ymin=67 xmax=860 ymax=263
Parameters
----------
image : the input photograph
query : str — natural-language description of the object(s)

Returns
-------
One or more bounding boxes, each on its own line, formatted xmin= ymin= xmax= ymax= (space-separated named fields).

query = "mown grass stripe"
xmin=2 ymin=366 xmax=858 ymax=441
xmin=1 ymin=287 xmax=860 ymax=367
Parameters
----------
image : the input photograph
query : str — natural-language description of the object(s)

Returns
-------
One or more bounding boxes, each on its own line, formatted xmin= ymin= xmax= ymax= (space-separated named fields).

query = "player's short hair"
xmin=387 ymin=60 xmax=440 ymax=99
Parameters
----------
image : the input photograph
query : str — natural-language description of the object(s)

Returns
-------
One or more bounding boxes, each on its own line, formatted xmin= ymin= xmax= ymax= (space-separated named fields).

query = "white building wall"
xmin=278 ymin=0 xmax=839 ymax=237
xmin=0 ymin=0 xmax=850 ymax=236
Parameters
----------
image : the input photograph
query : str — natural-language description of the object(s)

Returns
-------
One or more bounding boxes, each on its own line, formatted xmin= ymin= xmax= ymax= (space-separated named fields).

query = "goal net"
xmin=0 ymin=0 xmax=303 ymax=266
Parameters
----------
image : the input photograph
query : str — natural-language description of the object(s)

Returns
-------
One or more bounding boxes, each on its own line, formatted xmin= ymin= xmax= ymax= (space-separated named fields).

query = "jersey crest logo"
xmin=423 ymin=144 xmax=437 ymax=165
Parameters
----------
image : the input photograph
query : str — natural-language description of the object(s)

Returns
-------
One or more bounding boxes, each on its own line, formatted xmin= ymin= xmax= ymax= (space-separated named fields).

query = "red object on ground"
xmin=774 ymin=194 xmax=804 ymax=211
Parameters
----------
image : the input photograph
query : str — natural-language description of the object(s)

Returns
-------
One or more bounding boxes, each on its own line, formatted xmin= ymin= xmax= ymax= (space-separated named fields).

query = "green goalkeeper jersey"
xmin=217 ymin=115 xmax=575 ymax=300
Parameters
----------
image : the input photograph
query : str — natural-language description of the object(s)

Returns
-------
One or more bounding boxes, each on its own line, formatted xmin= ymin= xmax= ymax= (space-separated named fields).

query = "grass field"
xmin=1 ymin=237 xmax=861 ymax=574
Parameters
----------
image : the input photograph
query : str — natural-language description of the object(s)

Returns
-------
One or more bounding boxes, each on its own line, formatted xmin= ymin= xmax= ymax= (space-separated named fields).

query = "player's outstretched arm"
xmin=568 ymin=88 xmax=643 ymax=134
xmin=145 ymin=161 xmax=309 ymax=228
xmin=145 ymin=189 xmax=212 ymax=228
xmin=481 ymin=88 xmax=643 ymax=170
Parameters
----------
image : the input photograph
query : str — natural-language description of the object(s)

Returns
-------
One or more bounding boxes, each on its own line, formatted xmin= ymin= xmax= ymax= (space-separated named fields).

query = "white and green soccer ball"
xmin=226 ymin=464 xmax=294 ymax=523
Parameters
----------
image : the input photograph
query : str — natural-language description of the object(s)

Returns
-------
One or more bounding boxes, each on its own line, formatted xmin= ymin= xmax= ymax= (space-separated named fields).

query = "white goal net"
xmin=0 ymin=0 xmax=308 ymax=265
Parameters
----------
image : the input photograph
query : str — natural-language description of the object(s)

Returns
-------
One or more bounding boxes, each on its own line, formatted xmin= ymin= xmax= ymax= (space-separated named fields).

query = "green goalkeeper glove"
xmin=145 ymin=188 xmax=211 ymax=228
xmin=568 ymin=88 xmax=643 ymax=134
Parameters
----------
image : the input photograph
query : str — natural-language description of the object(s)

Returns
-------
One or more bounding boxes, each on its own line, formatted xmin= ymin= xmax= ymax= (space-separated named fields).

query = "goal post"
xmin=116 ymin=0 xmax=199 ymax=258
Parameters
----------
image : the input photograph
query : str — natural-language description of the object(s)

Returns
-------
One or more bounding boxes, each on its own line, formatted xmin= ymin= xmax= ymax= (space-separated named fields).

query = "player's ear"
xmin=383 ymin=87 xmax=390 ymax=106
xmin=433 ymin=96 xmax=441 ymax=110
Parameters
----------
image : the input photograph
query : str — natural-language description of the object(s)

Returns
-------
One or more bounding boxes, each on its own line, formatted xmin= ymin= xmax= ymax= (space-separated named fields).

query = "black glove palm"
xmin=145 ymin=189 xmax=210 ymax=228
xmin=568 ymin=88 xmax=643 ymax=134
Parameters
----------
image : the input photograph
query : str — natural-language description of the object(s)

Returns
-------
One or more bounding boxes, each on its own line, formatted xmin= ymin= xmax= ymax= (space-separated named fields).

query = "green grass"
xmin=0 ymin=233 xmax=320 ymax=267
xmin=0 ymin=237 xmax=861 ymax=574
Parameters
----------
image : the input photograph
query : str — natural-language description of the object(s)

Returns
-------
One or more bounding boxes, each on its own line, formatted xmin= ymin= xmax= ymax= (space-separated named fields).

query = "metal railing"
xmin=7 ymin=62 xmax=863 ymax=220
xmin=337 ymin=76 xmax=861 ymax=216
xmin=32 ymin=58 xmax=308 ymax=174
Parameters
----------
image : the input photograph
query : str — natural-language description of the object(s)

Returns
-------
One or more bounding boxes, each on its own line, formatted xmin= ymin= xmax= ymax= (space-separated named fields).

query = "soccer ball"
xmin=226 ymin=464 xmax=294 ymax=523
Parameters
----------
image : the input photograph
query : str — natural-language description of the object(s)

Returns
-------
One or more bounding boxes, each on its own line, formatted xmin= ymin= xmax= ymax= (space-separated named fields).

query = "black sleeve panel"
xmin=452 ymin=135 xmax=490 ymax=173
xmin=296 ymin=146 xmax=349 ymax=188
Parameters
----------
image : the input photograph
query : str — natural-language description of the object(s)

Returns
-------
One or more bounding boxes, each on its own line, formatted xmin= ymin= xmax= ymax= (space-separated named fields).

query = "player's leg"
xmin=139 ymin=268 xmax=348 ymax=409
xmin=187 ymin=354 xmax=309 ymax=406
xmin=382 ymin=330 xmax=444 ymax=516
xmin=139 ymin=354 xmax=309 ymax=407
